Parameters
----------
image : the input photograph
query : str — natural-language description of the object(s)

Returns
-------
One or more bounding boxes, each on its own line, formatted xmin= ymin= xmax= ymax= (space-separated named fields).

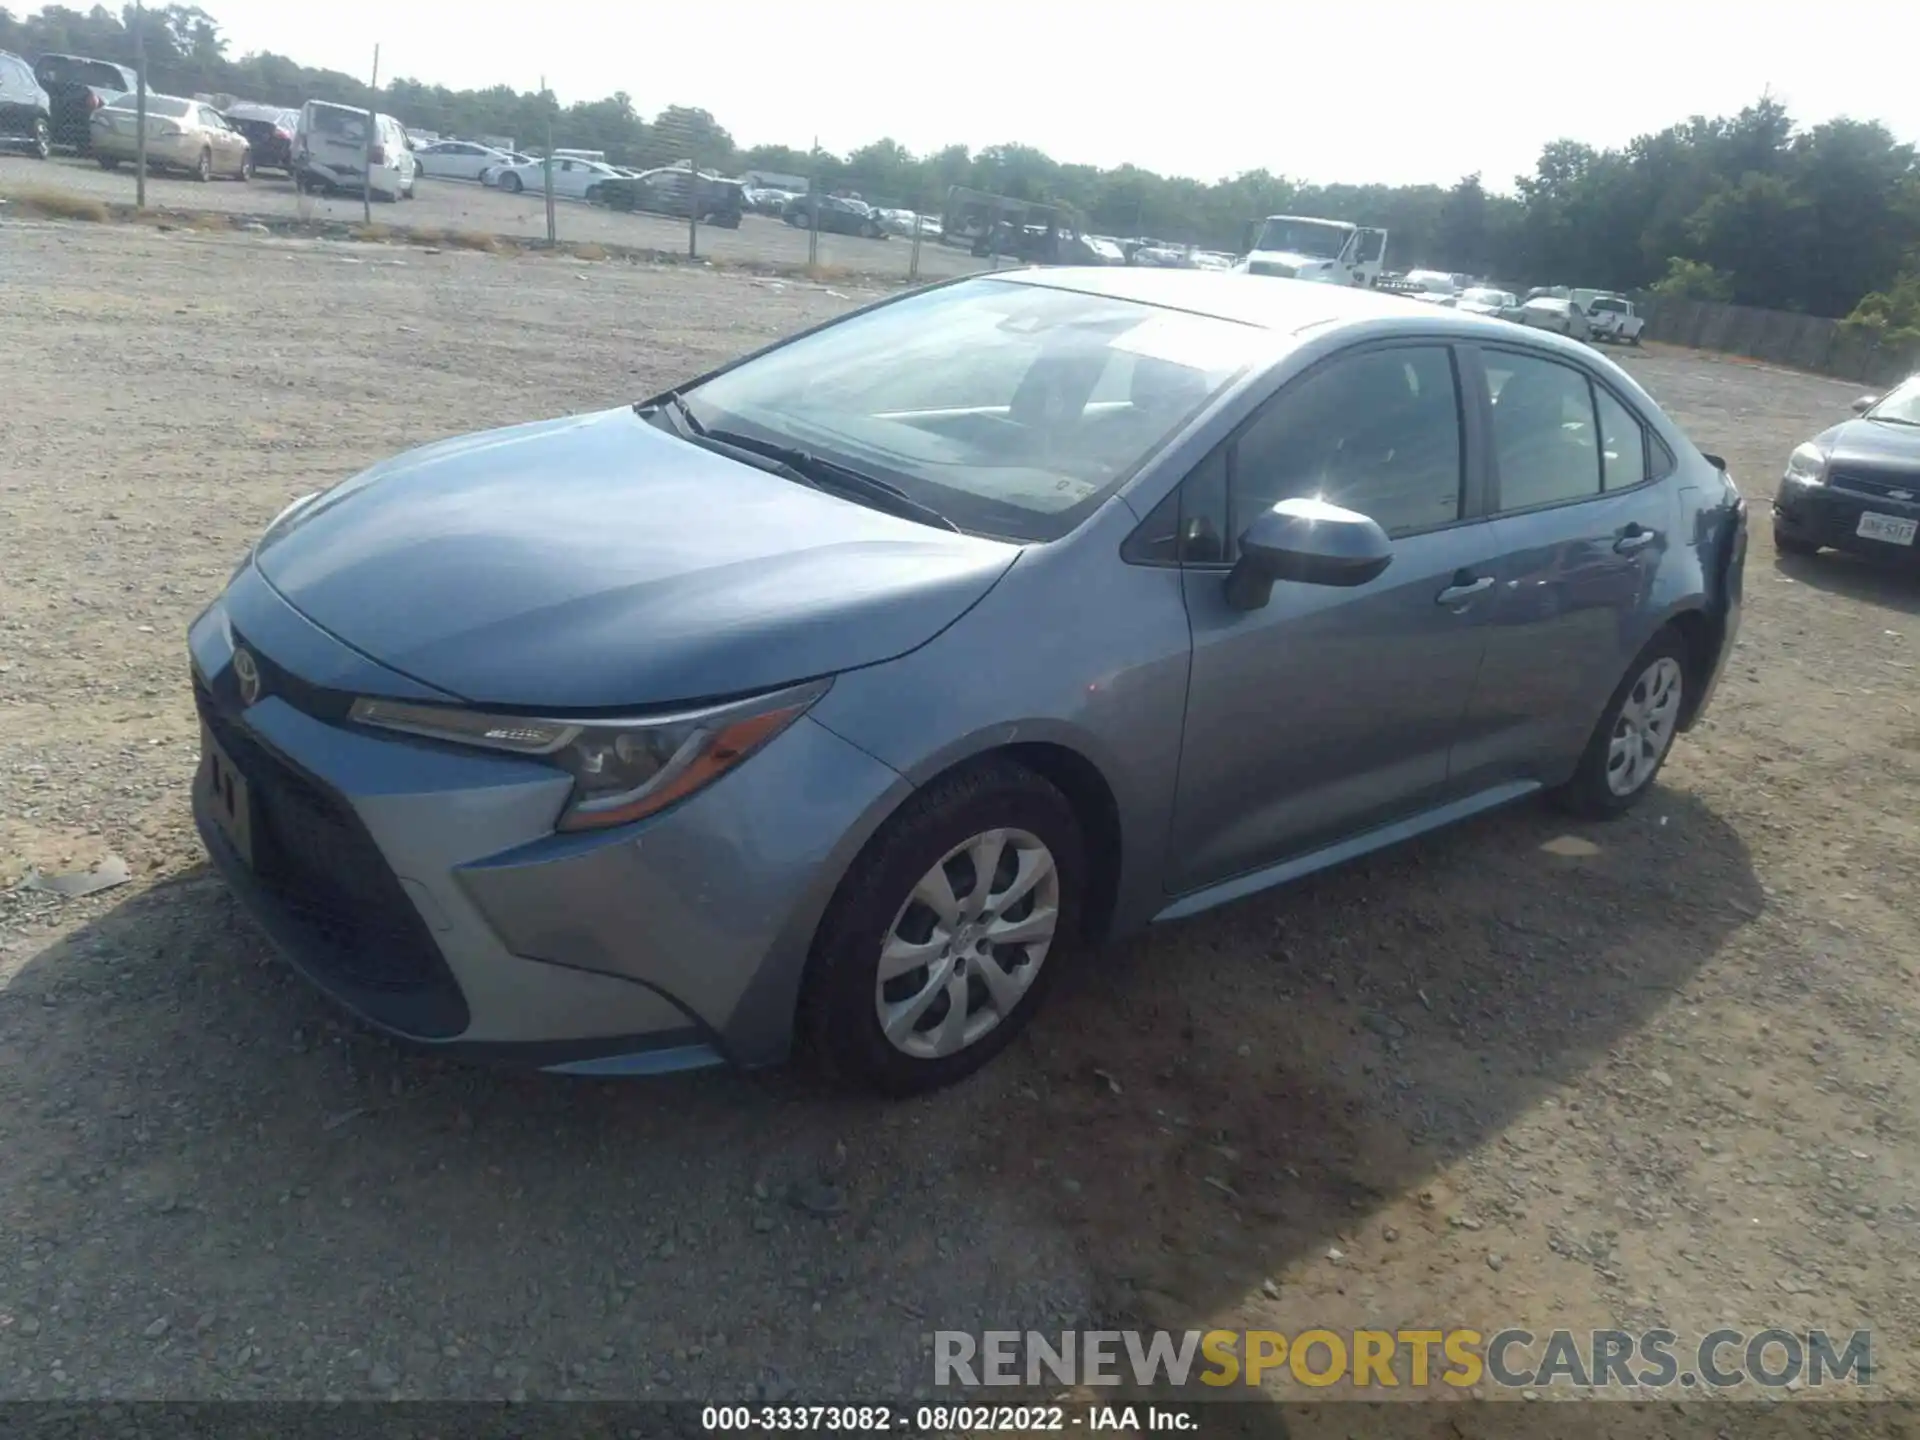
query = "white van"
xmin=293 ymin=100 xmax=418 ymax=201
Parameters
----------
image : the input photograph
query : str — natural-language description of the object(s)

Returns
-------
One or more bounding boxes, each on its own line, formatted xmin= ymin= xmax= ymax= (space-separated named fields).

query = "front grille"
xmin=194 ymin=676 xmax=466 ymax=1028
xmin=1831 ymin=471 xmax=1920 ymax=503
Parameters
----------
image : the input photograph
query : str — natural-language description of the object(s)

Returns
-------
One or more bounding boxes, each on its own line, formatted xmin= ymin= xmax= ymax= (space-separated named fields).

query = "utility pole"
xmin=133 ymin=0 xmax=147 ymax=210
xmin=363 ymin=44 xmax=380 ymax=225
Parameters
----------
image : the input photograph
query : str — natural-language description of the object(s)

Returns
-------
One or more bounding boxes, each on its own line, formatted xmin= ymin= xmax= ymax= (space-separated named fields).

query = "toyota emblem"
xmin=233 ymin=647 xmax=262 ymax=707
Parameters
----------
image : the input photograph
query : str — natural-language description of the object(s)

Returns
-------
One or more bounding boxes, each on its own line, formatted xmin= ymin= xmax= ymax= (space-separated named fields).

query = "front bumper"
xmin=187 ymin=572 xmax=909 ymax=1073
xmin=1773 ymin=471 xmax=1920 ymax=564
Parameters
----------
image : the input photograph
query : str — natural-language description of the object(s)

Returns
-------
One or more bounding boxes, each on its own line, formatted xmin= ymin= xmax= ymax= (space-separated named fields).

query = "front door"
xmin=1167 ymin=341 xmax=1499 ymax=894
xmin=1452 ymin=346 xmax=1678 ymax=788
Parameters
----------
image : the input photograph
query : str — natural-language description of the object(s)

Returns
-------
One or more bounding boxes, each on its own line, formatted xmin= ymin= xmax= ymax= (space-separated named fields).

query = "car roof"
xmin=989 ymin=267 xmax=1453 ymax=333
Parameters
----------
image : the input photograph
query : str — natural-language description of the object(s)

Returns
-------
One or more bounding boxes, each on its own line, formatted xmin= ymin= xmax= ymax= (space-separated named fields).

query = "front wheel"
xmin=97 ymin=154 xmax=119 ymax=171
xmin=194 ymin=148 xmax=212 ymax=182
xmin=803 ymin=759 xmax=1085 ymax=1096
xmin=31 ymin=117 xmax=50 ymax=160
xmin=1551 ymin=630 xmax=1689 ymax=819
xmin=1773 ymin=526 xmax=1821 ymax=558
xmin=237 ymin=153 xmax=253 ymax=182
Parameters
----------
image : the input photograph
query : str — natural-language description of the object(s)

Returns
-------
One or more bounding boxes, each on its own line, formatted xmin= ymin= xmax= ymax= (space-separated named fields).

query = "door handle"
xmin=1614 ymin=525 xmax=1659 ymax=554
xmin=1436 ymin=575 xmax=1495 ymax=606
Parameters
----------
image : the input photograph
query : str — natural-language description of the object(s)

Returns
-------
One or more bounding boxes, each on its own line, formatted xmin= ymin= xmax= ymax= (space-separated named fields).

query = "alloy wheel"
xmin=1606 ymin=656 xmax=1683 ymax=796
xmin=876 ymin=828 xmax=1060 ymax=1060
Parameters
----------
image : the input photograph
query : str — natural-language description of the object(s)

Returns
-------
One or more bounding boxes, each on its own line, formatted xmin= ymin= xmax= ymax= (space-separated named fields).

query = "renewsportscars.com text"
xmin=934 ymin=1328 xmax=1873 ymax=1391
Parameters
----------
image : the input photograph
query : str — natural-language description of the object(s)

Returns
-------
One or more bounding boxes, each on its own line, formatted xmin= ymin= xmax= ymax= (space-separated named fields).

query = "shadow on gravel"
xmin=1774 ymin=549 xmax=1920 ymax=617
xmin=0 ymin=784 xmax=1756 ymax=1404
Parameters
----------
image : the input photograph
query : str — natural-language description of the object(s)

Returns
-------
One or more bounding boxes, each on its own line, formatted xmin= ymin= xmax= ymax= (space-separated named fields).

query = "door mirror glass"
xmin=1851 ymin=394 xmax=1879 ymax=415
xmin=1225 ymin=497 xmax=1393 ymax=610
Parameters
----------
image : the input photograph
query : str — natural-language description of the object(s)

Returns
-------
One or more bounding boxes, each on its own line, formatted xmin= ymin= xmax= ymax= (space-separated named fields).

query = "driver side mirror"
xmin=1224 ymin=497 xmax=1394 ymax=611
xmin=1851 ymin=394 xmax=1879 ymax=415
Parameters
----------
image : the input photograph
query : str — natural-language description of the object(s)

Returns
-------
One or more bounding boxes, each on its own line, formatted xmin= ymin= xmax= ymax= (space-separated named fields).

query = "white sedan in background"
xmin=1518 ymin=295 xmax=1593 ymax=341
xmin=477 ymin=151 xmax=536 ymax=185
xmin=1457 ymin=286 xmax=1519 ymax=319
xmin=413 ymin=139 xmax=515 ymax=181
xmin=490 ymin=155 xmax=622 ymax=198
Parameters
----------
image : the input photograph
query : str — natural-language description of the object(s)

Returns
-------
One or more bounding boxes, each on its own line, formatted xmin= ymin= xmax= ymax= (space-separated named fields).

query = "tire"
xmin=194 ymin=148 xmax=212 ymax=183
xmin=31 ymin=117 xmax=50 ymax=160
xmin=1629 ymin=332 xmax=1643 ymax=348
xmin=501 ymin=172 xmax=523 ymax=194
xmin=237 ymin=153 xmax=253 ymax=182
xmin=802 ymin=758 xmax=1085 ymax=1096
xmin=1551 ymin=629 xmax=1691 ymax=820
xmin=1773 ymin=525 xmax=1820 ymax=558
xmin=97 ymin=154 xmax=118 ymax=171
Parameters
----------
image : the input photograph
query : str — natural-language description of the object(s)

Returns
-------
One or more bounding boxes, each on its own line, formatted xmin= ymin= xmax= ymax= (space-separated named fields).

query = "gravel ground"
xmin=2 ymin=220 xmax=1918 ymax=1415
xmin=0 ymin=153 xmax=986 ymax=282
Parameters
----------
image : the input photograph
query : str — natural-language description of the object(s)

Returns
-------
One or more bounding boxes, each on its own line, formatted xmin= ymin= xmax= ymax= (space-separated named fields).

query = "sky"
xmin=207 ymin=0 xmax=1920 ymax=192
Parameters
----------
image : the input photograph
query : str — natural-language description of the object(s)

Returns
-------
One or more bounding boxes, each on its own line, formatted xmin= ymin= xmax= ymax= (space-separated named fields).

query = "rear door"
xmin=1451 ymin=344 xmax=1678 ymax=789
xmin=306 ymin=103 xmax=368 ymax=183
xmin=0 ymin=55 xmax=36 ymax=141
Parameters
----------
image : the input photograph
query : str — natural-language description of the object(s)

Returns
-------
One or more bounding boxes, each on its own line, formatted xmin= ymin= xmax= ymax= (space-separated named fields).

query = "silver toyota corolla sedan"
xmin=188 ymin=268 xmax=1747 ymax=1094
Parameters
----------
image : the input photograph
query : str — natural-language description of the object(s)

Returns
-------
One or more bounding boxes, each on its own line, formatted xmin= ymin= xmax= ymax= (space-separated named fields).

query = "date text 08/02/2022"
xmin=700 ymin=1405 xmax=1197 ymax=1431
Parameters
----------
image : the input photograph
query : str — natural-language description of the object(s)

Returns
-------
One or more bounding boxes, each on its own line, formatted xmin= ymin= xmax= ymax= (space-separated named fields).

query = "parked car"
xmin=90 ymin=92 xmax=252 ymax=180
xmin=744 ymin=186 xmax=797 ymax=215
xmin=220 ymin=102 xmax=298 ymax=174
xmin=32 ymin=52 xmax=135 ymax=152
xmin=1457 ymin=286 xmax=1519 ymax=319
xmin=292 ymin=101 xmax=417 ymax=201
xmin=413 ymin=139 xmax=513 ymax=182
xmin=1518 ymin=295 xmax=1591 ymax=342
xmin=587 ymin=165 xmax=745 ymax=226
xmin=1772 ymin=374 xmax=1920 ymax=565
xmin=0 ymin=49 xmax=51 ymax=158
xmin=782 ymin=192 xmax=887 ymax=238
xmin=1587 ymin=295 xmax=1645 ymax=346
xmin=186 ymin=270 xmax=1744 ymax=1094
xmin=1404 ymin=269 xmax=1461 ymax=305
xmin=478 ymin=151 xmax=534 ymax=185
xmin=492 ymin=155 xmax=620 ymax=198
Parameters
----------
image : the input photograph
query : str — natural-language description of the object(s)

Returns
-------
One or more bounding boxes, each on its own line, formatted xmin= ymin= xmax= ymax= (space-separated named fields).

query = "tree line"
xmin=4 ymin=3 xmax=1918 ymax=336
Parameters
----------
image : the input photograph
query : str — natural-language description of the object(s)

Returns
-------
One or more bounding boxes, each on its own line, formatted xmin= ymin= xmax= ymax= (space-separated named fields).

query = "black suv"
xmin=0 ymin=49 xmax=51 ymax=158
xmin=33 ymin=52 xmax=136 ymax=152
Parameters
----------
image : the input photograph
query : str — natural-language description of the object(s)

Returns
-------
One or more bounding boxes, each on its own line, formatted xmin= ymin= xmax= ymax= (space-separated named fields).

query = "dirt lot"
xmin=0 ymin=153 xmax=985 ymax=282
xmin=2 ymin=219 xmax=1918 ymax=1419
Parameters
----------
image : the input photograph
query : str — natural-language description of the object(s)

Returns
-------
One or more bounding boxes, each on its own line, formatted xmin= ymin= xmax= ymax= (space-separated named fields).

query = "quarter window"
xmin=1594 ymin=385 xmax=1650 ymax=491
xmin=1228 ymin=345 xmax=1464 ymax=544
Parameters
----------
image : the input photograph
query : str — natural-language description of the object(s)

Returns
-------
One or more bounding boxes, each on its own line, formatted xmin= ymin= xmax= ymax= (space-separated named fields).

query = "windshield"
xmin=1866 ymin=376 xmax=1920 ymax=425
xmin=680 ymin=279 xmax=1269 ymax=541
xmin=1254 ymin=219 xmax=1350 ymax=259
xmin=105 ymin=94 xmax=189 ymax=118
xmin=1463 ymin=288 xmax=1512 ymax=306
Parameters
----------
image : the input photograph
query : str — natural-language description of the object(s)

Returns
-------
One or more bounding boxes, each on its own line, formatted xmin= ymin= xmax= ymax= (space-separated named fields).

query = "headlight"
xmin=348 ymin=678 xmax=830 ymax=832
xmin=1784 ymin=443 xmax=1828 ymax=484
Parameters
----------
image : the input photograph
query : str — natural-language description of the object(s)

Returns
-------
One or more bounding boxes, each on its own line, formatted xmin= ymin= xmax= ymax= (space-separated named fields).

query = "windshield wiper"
xmin=636 ymin=394 xmax=961 ymax=533
xmin=1866 ymin=413 xmax=1918 ymax=427
xmin=702 ymin=428 xmax=962 ymax=533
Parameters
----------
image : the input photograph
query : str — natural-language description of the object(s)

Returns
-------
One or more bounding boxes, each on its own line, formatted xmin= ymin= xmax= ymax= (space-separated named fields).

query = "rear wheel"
xmin=97 ymin=154 xmax=119 ymax=171
xmin=31 ymin=117 xmax=50 ymax=160
xmin=501 ymin=171 xmax=523 ymax=194
xmin=803 ymin=759 xmax=1084 ymax=1096
xmin=237 ymin=152 xmax=254 ymax=182
xmin=193 ymin=148 xmax=212 ymax=183
xmin=1551 ymin=630 xmax=1689 ymax=819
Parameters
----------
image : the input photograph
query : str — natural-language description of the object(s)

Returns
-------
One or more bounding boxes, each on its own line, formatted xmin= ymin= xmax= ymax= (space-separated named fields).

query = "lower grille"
xmin=194 ymin=677 xmax=467 ymax=1028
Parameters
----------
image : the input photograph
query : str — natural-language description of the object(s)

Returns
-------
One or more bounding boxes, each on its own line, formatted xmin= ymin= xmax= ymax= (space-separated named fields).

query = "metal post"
xmin=363 ymin=44 xmax=379 ymax=225
xmin=133 ymin=4 xmax=147 ymax=211
xmin=541 ymin=76 xmax=556 ymax=247
xmin=686 ymin=156 xmax=697 ymax=259
xmin=908 ymin=195 xmax=923 ymax=283
xmin=807 ymin=140 xmax=819 ymax=269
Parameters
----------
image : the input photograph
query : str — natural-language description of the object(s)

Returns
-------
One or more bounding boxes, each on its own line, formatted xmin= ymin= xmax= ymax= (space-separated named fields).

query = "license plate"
xmin=1856 ymin=512 xmax=1918 ymax=546
xmin=199 ymin=725 xmax=254 ymax=868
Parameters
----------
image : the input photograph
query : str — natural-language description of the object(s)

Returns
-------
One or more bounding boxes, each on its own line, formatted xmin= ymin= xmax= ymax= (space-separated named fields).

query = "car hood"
xmin=1817 ymin=418 xmax=1920 ymax=475
xmin=254 ymin=407 xmax=1022 ymax=709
